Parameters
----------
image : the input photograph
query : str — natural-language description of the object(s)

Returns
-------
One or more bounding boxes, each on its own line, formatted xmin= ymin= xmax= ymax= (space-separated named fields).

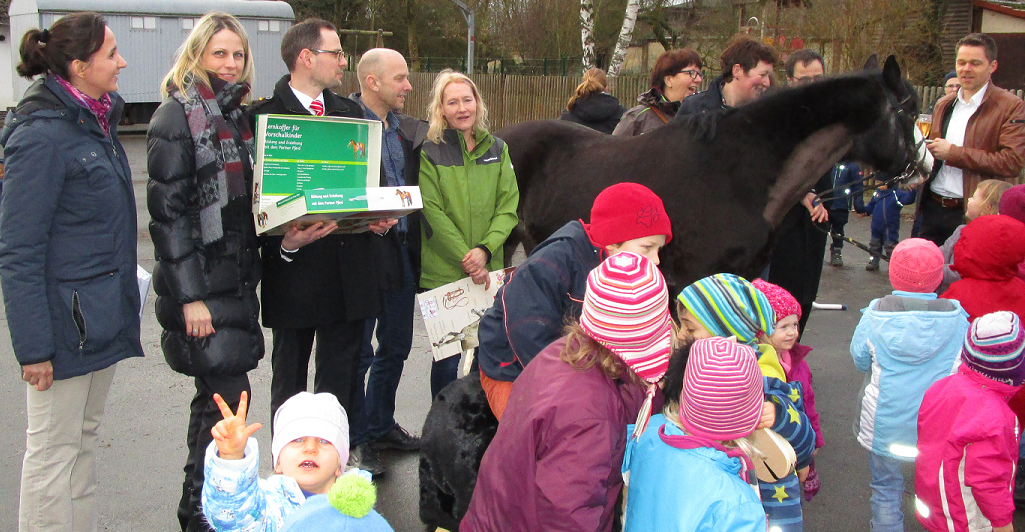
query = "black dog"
xmin=419 ymin=370 xmax=498 ymax=531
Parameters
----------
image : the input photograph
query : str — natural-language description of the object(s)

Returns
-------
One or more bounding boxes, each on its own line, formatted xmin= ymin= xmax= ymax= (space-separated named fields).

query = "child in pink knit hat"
xmin=622 ymin=337 xmax=768 ymax=532
xmin=752 ymin=279 xmax=825 ymax=502
xmin=850 ymin=238 xmax=970 ymax=531
xmin=462 ymin=252 xmax=673 ymax=532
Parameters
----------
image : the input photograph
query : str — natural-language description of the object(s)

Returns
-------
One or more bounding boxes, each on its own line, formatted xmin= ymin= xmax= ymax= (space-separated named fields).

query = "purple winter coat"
xmin=461 ymin=337 xmax=650 ymax=532
xmin=788 ymin=343 xmax=824 ymax=448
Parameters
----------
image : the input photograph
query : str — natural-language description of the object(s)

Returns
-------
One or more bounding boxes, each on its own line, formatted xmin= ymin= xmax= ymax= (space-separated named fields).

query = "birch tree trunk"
xmin=607 ymin=0 xmax=641 ymax=82
xmin=580 ymin=0 xmax=597 ymax=71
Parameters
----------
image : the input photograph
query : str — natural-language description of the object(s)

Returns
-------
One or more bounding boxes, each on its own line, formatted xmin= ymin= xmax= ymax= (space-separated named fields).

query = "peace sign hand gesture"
xmin=210 ymin=391 xmax=262 ymax=461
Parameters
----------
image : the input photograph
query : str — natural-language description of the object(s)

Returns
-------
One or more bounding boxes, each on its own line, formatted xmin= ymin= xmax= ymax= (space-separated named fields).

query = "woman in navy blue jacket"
xmin=0 ymin=13 xmax=142 ymax=531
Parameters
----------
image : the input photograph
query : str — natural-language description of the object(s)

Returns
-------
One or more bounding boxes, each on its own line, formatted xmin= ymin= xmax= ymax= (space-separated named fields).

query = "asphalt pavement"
xmin=1 ymin=133 xmax=1023 ymax=531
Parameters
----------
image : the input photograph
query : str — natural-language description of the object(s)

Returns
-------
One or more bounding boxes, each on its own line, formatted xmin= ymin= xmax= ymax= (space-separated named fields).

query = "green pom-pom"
xmin=327 ymin=472 xmax=376 ymax=519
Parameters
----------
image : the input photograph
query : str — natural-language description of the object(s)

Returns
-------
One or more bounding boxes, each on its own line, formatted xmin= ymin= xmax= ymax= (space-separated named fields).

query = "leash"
xmin=812 ymin=221 xmax=890 ymax=262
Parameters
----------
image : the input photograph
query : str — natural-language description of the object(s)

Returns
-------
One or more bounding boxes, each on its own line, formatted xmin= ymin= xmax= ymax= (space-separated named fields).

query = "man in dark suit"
xmin=247 ymin=19 xmax=395 ymax=468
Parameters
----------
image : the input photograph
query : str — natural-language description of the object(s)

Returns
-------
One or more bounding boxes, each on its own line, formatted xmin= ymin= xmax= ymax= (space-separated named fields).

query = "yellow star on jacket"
xmin=788 ymin=386 xmax=800 ymax=403
xmin=787 ymin=405 xmax=801 ymax=424
xmin=773 ymin=485 xmax=788 ymax=503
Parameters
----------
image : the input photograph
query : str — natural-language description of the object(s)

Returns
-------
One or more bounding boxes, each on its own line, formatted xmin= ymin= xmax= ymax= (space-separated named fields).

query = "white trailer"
xmin=4 ymin=0 xmax=294 ymax=120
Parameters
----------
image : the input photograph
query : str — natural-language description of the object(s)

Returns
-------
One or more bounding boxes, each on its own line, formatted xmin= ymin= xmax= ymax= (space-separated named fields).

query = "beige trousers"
xmin=19 ymin=364 xmax=116 ymax=532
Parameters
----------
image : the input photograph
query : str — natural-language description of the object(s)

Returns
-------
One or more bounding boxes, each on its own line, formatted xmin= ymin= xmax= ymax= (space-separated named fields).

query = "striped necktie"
xmin=310 ymin=99 xmax=325 ymax=116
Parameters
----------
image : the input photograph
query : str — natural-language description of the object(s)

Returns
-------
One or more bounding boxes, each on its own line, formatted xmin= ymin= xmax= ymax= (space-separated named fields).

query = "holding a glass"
xmin=917 ymin=114 xmax=933 ymax=137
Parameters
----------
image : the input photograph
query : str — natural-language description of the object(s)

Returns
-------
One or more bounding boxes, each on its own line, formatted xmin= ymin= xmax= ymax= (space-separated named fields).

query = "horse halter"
xmin=814 ymin=92 xmax=920 ymax=206
xmin=809 ymin=93 xmax=921 ymax=262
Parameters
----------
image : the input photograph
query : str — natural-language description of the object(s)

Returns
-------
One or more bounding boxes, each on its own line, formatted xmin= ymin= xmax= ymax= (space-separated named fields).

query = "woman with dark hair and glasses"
xmin=0 ymin=11 xmax=140 ymax=531
xmin=146 ymin=12 xmax=262 ymax=531
xmin=613 ymin=48 xmax=703 ymax=137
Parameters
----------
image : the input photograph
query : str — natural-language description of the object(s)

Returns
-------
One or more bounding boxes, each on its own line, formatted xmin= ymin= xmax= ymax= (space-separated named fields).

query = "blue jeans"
xmin=431 ymin=355 xmax=460 ymax=398
xmin=869 ymin=452 xmax=908 ymax=532
xmin=350 ymin=242 xmax=416 ymax=446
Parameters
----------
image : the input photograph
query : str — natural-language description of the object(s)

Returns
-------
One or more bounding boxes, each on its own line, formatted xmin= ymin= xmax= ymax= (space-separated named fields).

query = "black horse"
xmin=418 ymin=56 xmax=918 ymax=532
xmin=498 ymin=55 xmax=918 ymax=290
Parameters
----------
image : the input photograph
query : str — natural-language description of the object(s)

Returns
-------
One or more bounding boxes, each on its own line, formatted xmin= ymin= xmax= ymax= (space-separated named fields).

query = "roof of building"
xmin=976 ymin=0 xmax=1025 ymax=18
xmin=8 ymin=0 xmax=293 ymax=19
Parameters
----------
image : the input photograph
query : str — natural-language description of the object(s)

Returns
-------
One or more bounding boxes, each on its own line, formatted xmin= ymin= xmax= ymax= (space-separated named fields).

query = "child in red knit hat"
xmin=753 ymin=279 xmax=825 ymax=501
xmin=475 ymin=182 xmax=672 ymax=419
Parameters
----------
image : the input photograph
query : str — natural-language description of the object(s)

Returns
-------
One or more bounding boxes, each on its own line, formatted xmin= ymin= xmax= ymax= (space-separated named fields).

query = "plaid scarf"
xmin=54 ymin=75 xmax=114 ymax=137
xmin=168 ymin=75 xmax=254 ymax=244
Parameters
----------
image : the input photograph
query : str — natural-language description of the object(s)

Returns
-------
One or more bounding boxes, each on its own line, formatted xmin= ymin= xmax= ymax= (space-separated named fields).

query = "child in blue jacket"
xmin=859 ymin=175 xmax=918 ymax=271
xmin=622 ymin=337 xmax=767 ymax=532
xmin=202 ymin=392 xmax=392 ymax=532
xmin=850 ymin=238 xmax=969 ymax=532
xmin=678 ymin=273 xmax=816 ymax=532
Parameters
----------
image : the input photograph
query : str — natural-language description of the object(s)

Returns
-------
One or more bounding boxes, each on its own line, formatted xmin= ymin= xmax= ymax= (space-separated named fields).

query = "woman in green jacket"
xmin=420 ymin=69 xmax=519 ymax=397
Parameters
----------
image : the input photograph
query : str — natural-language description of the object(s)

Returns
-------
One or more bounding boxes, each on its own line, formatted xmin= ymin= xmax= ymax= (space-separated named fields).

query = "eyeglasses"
xmin=679 ymin=69 xmax=702 ymax=79
xmin=310 ymin=49 xmax=345 ymax=60
xmin=792 ymin=75 xmax=824 ymax=85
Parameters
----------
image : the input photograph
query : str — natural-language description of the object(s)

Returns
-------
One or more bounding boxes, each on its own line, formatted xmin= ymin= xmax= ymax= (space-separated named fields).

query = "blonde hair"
xmin=160 ymin=12 xmax=254 ymax=101
xmin=975 ymin=179 xmax=1013 ymax=217
xmin=426 ymin=69 xmax=490 ymax=144
xmin=559 ymin=321 xmax=639 ymax=382
xmin=566 ymin=68 xmax=607 ymax=111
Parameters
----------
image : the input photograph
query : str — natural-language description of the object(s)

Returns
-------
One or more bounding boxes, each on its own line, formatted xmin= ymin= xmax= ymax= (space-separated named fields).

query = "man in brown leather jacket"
xmin=921 ymin=32 xmax=1025 ymax=245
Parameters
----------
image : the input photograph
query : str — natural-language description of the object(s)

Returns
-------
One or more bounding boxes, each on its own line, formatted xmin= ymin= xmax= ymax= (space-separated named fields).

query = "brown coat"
xmin=926 ymin=83 xmax=1025 ymax=207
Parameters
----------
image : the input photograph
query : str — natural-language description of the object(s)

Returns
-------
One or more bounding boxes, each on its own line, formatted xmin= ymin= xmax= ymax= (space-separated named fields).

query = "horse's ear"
xmin=863 ymin=54 xmax=880 ymax=71
xmin=882 ymin=55 xmax=902 ymax=91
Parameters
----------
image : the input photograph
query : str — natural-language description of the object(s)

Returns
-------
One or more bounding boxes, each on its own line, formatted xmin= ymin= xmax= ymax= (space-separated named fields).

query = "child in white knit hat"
xmin=201 ymin=391 xmax=392 ymax=532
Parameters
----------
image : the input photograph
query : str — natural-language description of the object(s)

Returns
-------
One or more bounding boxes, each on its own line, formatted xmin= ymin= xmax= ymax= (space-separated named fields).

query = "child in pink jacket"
xmin=915 ymin=311 xmax=1025 ymax=532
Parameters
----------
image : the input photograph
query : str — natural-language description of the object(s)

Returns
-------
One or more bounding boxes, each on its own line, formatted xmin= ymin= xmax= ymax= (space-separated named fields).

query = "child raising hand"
xmin=210 ymin=391 xmax=263 ymax=460
xmin=202 ymin=392 xmax=393 ymax=532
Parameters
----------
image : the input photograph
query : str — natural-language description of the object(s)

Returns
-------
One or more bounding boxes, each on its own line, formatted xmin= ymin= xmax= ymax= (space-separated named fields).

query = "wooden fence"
xmin=338 ymin=72 xmax=1025 ymax=130
xmin=339 ymin=72 xmax=658 ymax=130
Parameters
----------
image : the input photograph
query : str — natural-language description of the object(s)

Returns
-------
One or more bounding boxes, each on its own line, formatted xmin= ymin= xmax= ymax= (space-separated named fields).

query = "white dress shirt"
xmin=931 ymin=82 xmax=989 ymax=198
xmin=289 ymin=85 xmax=324 ymax=116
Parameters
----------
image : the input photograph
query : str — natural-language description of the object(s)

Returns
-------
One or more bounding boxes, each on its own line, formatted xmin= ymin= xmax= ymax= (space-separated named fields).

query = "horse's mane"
xmin=667 ymin=71 xmax=891 ymax=146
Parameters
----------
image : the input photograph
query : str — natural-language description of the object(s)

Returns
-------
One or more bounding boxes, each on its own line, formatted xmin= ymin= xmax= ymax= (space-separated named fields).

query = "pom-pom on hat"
xmin=888 ymin=238 xmax=944 ymax=293
xmin=280 ymin=471 xmax=392 ymax=532
xmin=677 ymin=273 xmax=776 ymax=347
xmin=680 ymin=337 xmax=764 ymax=440
xmin=582 ymin=182 xmax=673 ymax=248
xmin=752 ymin=279 xmax=801 ymax=321
xmin=580 ymin=251 xmax=673 ymax=383
xmin=999 ymin=184 xmax=1025 ymax=225
xmin=962 ymin=311 xmax=1025 ymax=386
xmin=272 ymin=392 xmax=349 ymax=468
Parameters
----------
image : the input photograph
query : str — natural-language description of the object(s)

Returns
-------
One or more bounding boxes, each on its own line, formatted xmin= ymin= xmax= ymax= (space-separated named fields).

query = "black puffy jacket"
xmin=558 ymin=92 xmax=626 ymax=134
xmin=147 ymin=93 xmax=263 ymax=377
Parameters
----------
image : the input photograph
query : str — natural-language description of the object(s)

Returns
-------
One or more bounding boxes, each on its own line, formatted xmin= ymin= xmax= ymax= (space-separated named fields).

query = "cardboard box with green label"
xmin=252 ymin=114 xmax=422 ymax=235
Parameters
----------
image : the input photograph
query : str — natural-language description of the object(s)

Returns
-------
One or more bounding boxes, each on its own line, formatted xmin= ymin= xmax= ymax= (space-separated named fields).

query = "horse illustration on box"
xmin=395 ymin=188 xmax=413 ymax=207
xmin=348 ymin=139 xmax=366 ymax=159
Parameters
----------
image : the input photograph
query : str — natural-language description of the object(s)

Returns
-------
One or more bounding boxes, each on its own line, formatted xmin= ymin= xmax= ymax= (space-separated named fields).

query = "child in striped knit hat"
xmin=677 ymin=273 xmax=815 ymax=532
xmin=622 ymin=336 xmax=768 ymax=532
xmin=752 ymin=279 xmax=825 ymax=502
xmin=916 ymin=311 xmax=1025 ymax=532
xmin=462 ymin=252 xmax=673 ymax=532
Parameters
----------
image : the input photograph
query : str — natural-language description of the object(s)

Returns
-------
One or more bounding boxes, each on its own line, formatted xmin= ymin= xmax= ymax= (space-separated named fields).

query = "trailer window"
xmin=258 ymin=20 xmax=281 ymax=32
xmin=131 ymin=16 xmax=156 ymax=30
